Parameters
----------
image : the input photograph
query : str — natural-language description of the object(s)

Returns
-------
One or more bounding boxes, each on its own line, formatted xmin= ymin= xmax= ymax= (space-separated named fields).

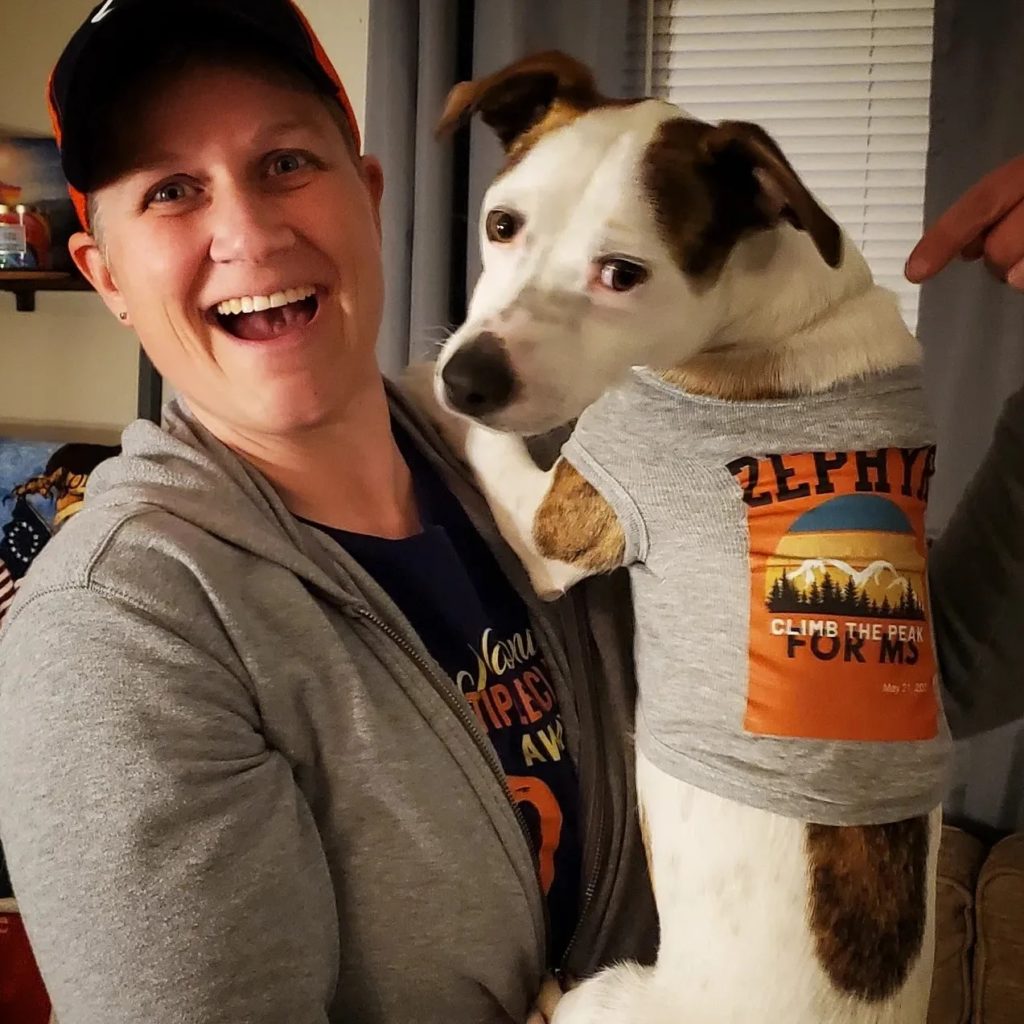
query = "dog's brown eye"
xmin=599 ymin=258 xmax=649 ymax=292
xmin=486 ymin=209 xmax=523 ymax=243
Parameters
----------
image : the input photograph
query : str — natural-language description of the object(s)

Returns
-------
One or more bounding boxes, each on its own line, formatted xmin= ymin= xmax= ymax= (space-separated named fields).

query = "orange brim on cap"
xmin=48 ymin=0 xmax=361 ymax=231
xmin=290 ymin=2 xmax=361 ymax=153
xmin=45 ymin=66 xmax=89 ymax=230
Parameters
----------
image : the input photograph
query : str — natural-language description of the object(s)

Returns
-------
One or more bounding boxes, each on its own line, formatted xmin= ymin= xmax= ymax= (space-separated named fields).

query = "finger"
xmin=980 ymin=196 xmax=1024 ymax=278
xmin=906 ymin=154 xmax=1024 ymax=282
xmin=526 ymin=1013 xmax=547 ymax=1024
xmin=961 ymin=232 xmax=987 ymax=262
xmin=537 ymin=976 xmax=564 ymax=1017
xmin=1007 ymin=256 xmax=1024 ymax=291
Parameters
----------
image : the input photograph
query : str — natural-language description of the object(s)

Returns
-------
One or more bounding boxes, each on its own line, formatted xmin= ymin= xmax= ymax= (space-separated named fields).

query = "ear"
xmin=703 ymin=121 xmax=842 ymax=267
xmin=436 ymin=50 xmax=603 ymax=151
xmin=69 ymin=232 xmax=132 ymax=326
xmin=358 ymin=154 xmax=385 ymax=236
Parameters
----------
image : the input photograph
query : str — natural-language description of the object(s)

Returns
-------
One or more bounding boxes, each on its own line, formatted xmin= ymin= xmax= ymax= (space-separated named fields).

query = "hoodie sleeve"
xmin=930 ymin=385 xmax=1024 ymax=739
xmin=0 ymin=584 xmax=339 ymax=1024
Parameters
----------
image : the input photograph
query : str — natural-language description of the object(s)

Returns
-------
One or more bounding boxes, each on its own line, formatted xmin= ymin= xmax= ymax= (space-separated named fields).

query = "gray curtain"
xmin=918 ymin=0 xmax=1024 ymax=834
xmin=365 ymin=0 xmax=462 ymax=377
xmin=365 ymin=0 xmax=644 ymax=377
xmin=465 ymin=0 xmax=642 ymax=288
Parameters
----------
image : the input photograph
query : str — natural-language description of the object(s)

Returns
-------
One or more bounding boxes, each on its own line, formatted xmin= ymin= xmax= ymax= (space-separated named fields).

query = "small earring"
xmin=118 ymin=312 xmax=128 ymax=321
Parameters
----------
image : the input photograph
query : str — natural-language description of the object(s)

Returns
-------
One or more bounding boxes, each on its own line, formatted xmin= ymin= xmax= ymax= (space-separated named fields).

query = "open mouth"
xmin=210 ymin=285 xmax=321 ymax=342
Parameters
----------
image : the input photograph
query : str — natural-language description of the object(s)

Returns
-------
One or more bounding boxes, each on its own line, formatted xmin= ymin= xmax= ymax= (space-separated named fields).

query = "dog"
xmin=413 ymin=51 xmax=950 ymax=1023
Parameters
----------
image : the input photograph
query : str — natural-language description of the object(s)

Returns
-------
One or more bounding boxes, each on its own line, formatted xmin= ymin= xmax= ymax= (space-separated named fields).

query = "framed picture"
xmin=0 ymin=435 xmax=120 ymax=625
xmin=0 ymin=135 xmax=77 ymax=273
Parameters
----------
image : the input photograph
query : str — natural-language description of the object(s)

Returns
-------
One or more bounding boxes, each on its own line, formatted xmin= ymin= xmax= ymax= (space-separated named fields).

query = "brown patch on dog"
xmin=501 ymin=97 xmax=633 ymax=172
xmin=642 ymin=118 xmax=842 ymax=283
xmin=437 ymin=51 xmax=603 ymax=147
xmin=658 ymin=349 xmax=795 ymax=401
xmin=805 ymin=817 xmax=930 ymax=1002
xmin=533 ymin=460 xmax=625 ymax=572
xmin=512 ymin=96 xmax=587 ymax=154
xmin=709 ymin=121 xmax=842 ymax=267
xmin=437 ymin=50 xmax=641 ymax=170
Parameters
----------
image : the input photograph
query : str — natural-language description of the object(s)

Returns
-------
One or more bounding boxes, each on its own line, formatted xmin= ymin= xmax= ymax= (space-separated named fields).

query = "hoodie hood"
xmin=82 ymin=383 xmax=480 ymax=611
xmin=83 ymin=399 xmax=359 ymax=603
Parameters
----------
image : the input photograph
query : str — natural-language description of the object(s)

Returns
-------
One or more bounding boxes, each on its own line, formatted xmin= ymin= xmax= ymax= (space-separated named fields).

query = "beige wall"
xmin=0 ymin=0 xmax=369 ymax=438
xmin=303 ymin=0 xmax=370 ymax=131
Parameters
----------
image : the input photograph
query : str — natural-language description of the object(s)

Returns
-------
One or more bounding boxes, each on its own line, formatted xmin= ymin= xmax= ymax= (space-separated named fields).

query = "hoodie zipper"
xmin=558 ymin=782 xmax=605 ymax=977
xmin=353 ymin=606 xmax=537 ymax=860
xmin=553 ymin=597 xmax=609 ymax=980
xmin=356 ymin=576 xmax=609 ymax=979
xmin=370 ymin=398 xmax=613 ymax=973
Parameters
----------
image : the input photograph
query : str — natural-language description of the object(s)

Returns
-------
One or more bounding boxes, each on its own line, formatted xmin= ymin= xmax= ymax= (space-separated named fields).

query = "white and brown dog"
xmin=414 ymin=52 xmax=948 ymax=1024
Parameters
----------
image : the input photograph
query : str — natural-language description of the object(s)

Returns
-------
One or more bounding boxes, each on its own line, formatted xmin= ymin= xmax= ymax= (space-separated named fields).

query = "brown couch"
xmin=929 ymin=825 xmax=1024 ymax=1023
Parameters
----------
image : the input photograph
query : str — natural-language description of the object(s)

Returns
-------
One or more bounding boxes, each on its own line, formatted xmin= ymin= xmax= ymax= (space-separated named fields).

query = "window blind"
xmin=642 ymin=0 xmax=934 ymax=329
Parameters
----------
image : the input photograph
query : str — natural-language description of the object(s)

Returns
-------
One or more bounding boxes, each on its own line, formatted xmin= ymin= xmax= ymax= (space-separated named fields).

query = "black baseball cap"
xmin=47 ymin=0 xmax=361 ymax=228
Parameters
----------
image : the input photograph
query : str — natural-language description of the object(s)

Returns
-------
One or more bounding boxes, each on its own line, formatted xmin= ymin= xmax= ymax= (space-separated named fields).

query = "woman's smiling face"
xmin=74 ymin=61 xmax=385 ymax=440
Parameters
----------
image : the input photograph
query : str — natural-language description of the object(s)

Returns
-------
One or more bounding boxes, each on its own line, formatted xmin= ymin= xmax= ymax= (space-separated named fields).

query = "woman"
xmin=2 ymin=2 xmax=1022 ymax=1021
xmin=0 ymin=3 xmax=655 ymax=1023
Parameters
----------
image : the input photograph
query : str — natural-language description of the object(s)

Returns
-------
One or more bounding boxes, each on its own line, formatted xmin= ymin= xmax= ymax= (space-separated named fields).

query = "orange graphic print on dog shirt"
xmin=728 ymin=446 xmax=939 ymax=743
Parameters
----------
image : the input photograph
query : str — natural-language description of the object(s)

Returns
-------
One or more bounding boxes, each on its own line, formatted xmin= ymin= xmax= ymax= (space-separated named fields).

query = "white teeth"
xmin=216 ymin=285 xmax=316 ymax=317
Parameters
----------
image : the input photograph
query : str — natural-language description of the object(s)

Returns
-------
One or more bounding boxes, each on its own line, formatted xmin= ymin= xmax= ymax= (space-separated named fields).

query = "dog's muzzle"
xmin=441 ymin=332 xmax=518 ymax=417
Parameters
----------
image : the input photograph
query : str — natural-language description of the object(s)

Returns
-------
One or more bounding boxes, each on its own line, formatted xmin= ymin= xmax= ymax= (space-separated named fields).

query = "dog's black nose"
xmin=441 ymin=333 xmax=518 ymax=416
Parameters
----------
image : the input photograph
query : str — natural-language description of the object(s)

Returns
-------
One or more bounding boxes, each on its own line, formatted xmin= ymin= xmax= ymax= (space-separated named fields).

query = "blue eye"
xmin=269 ymin=152 xmax=310 ymax=176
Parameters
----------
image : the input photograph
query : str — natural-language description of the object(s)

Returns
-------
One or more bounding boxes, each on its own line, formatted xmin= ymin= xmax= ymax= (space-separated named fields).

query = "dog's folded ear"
xmin=437 ymin=50 xmax=603 ymax=152
xmin=703 ymin=121 xmax=843 ymax=268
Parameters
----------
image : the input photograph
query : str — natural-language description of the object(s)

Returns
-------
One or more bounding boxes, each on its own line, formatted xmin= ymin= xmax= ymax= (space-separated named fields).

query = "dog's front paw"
xmin=398 ymin=360 xmax=471 ymax=460
xmin=522 ymin=557 xmax=590 ymax=602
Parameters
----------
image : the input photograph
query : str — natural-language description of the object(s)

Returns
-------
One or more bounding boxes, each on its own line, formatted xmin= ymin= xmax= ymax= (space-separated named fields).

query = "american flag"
xmin=0 ymin=559 xmax=17 ymax=626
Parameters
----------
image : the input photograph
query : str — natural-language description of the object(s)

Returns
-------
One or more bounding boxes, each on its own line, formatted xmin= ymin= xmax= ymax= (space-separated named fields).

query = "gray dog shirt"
xmin=562 ymin=365 xmax=951 ymax=826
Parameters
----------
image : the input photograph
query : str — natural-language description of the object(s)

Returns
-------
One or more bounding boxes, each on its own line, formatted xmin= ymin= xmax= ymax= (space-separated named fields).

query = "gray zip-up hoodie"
xmin=0 ymin=391 xmax=656 ymax=1024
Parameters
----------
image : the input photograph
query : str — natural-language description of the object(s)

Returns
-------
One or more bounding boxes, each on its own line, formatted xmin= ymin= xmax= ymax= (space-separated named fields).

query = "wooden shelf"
xmin=0 ymin=271 xmax=93 ymax=312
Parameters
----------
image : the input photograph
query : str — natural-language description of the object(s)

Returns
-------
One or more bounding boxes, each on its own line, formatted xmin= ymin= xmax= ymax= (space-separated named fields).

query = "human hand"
xmin=905 ymin=154 xmax=1024 ymax=290
xmin=526 ymin=974 xmax=564 ymax=1023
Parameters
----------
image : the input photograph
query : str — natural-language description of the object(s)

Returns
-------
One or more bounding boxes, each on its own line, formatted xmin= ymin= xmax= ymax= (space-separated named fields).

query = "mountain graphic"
xmin=764 ymin=494 xmax=927 ymax=621
xmin=785 ymin=558 xmax=910 ymax=593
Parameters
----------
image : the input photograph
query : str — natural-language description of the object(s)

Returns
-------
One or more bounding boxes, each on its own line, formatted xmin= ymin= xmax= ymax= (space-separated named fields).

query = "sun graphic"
xmin=764 ymin=494 xmax=927 ymax=620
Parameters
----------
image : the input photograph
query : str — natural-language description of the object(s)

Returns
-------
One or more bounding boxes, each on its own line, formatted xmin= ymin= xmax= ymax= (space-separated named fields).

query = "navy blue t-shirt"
xmin=310 ymin=429 xmax=582 ymax=963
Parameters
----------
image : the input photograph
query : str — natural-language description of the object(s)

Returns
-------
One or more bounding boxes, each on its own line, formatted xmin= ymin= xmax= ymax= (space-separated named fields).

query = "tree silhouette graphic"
xmin=767 ymin=568 xmax=925 ymax=620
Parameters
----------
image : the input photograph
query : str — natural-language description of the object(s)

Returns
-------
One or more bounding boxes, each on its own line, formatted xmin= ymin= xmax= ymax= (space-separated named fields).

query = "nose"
xmin=208 ymin=188 xmax=297 ymax=265
xmin=441 ymin=332 xmax=518 ymax=417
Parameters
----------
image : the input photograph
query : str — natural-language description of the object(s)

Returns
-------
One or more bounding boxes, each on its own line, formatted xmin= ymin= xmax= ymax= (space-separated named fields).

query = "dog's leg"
xmin=398 ymin=362 xmax=625 ymax=596
xmin=464 ymin=423 xmax=624 ymax=599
